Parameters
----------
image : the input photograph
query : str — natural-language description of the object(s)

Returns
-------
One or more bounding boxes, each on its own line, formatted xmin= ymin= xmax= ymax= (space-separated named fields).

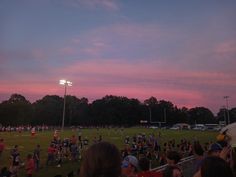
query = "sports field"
xmin=0 ymin=128 xmax=218 ymax=177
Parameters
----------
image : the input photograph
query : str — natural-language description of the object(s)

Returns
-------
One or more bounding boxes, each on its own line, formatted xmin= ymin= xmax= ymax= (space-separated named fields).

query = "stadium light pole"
xmin=223 ymin=96 xmax=230 ymax=125
xmin=149 ymin=106 xmax=152 ymax=124
xmin=221 ymin=106 xmax=227 ymax=126
xmin=59 ymin=79 xmax=72 ymax=131
xmin=145 ymin=103 xmax=152 ymax=124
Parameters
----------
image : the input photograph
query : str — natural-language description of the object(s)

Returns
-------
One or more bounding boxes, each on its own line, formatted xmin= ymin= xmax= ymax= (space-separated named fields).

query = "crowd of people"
xmin=0 ymin=127 xmax=236 ymax=177
xmin=79 ymin=139 xmax=236 ymax=177
xmin=0 ymin=125 xmax=50 ymax=133
xmin=121 ymin=133 xmax=193 ymax=168
xmin=0 ymin=129 xmax=103 ymax=177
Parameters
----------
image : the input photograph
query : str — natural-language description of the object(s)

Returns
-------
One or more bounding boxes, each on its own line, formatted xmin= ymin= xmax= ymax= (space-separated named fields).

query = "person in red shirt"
xmin=138 ymin=157 xmax=163 ymax=177
xmin=0 ymin=138 xmax=5 ymax=157
xmin=46 ymin=144 xmax=56 ymax=166
xmin=25 ymin=154 xmax=35 ymax=177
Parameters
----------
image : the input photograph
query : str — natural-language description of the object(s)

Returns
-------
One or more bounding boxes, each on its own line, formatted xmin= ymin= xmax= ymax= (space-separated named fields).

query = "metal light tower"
xmin=221 ymin=106 xmax=227 ymax=125
xmin=223 ymin=96 xmax=230 ymax=125
xmin=59 ymin=79 xmax=72 ymax=131
xmin=148 ymin=106 xmax=152 ymax=123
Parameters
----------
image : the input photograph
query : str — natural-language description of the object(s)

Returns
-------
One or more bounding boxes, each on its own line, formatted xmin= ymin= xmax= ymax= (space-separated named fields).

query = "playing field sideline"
xmin=0 ymin=127 xmax=218 ymax=177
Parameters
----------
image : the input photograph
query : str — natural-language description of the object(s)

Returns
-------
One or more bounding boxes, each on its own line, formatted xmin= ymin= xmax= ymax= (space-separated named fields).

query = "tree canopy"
xmin=0 ymin=94 xmax=235 ymax=126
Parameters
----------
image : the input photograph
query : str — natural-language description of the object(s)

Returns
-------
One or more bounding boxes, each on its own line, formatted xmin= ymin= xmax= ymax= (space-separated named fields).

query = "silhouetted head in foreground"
xmin=79 ymin=141 xmax=121 ymax=177
xmin=193 ymin=156 xmax=233 ymax=177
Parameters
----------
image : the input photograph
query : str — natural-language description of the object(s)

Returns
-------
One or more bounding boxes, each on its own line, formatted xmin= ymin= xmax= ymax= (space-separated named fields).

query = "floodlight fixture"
xmin=59 ymin=79 xmax=72 ymax=131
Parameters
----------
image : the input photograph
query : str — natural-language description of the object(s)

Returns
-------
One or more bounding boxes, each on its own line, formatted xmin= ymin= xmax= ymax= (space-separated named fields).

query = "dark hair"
xmin=166 ymin=151 xmax=181 ymax=164
xmin=163 ymin=165 xmax=182 ymax=177
xmin=79 ymin=142 xmax=121 ymax=177
xmin=200 ymin=156 xmax=233 ymax=177
xmin=193 ymin=141 xmax=204 ymax=156
xmin=139 ymin=157 xmax=150 ymax=171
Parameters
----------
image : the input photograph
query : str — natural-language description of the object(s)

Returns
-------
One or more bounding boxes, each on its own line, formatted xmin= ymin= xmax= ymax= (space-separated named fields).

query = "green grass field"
xmin=0 ymin=128 xmax=218 ymax=177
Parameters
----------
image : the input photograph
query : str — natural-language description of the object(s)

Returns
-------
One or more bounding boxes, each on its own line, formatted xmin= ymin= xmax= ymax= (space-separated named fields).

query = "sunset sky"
xmin=1 ymin=0 xmax=236 ymax=114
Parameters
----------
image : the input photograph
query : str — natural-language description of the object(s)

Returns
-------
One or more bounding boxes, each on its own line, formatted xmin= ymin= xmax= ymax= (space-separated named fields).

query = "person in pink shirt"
xmin=25 ymin=154 xmax=35 ymax=177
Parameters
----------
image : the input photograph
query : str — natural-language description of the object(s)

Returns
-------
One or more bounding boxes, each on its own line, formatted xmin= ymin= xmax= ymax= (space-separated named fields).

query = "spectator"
xmin=25 ymin=154 xmax=35 ymax=177
xmin=121 ymin=155 xmax=139 ymax=177
xmin=0 ymin=139 xmax=5 ymax=158
xmin=163 ymin=165 xmax=183 ymax=177
xmin=70 ymin=143 xmax=79 ymax=161
xmin=166 ymin=151 xmax=181 ymax=166
xmin=33 ymin=145 xmax=40 ymax=171
xmin=79 ymin=141 xmax=121 ymax=177
xmin=192 ymin=141 xmax=204 ymax=173
xmin=10 ymin=145 xmax=21 ymax=176
xmin=193 ymin=156 xmax=233 ymax=177
xmin=208 ymin=143 xmax=222 ymax=157
xmin=46 ymin=144 xmax=56 ymax=166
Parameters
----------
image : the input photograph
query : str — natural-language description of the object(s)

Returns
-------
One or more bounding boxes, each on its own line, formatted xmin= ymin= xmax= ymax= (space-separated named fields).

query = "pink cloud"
xmin=59 ymin=59 xmax=236 ymax=87
xmin=215 ymin=40 xmax=236 ymax=55
xmin=0 ymin=55 xmax=235 ymax=114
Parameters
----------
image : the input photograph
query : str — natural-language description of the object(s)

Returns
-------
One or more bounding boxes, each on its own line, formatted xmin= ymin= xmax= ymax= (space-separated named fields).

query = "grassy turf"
xmin=0 ymin=128 xmax=218 ymax=177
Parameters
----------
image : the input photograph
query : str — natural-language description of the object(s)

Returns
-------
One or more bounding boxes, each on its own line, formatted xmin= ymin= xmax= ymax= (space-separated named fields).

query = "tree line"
xmin=0 ymin=94 xmax=235 ymax=126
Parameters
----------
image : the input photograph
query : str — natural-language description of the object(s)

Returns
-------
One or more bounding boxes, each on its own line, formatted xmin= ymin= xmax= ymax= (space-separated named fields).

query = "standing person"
xmin=54 ymin=130 xmax=59 ymax=140
xmin=70 ymin=143 xmax=78 ymax=161
xmin=25 ymin=154 xmax=35 ymax=177
xmin=56 ymin=145 xmax=63 ymax=168
xmin=79 ymin=141 xmax=121 ymax=177
xmin=46 ymin=144 xmax=56 ymax=166
xmin=31 ymin=127 xmax=36 ymax=137
xmin=10 ymin=145 xmax=21 ymax=177
xmin=33 ymin=145 xmax=40 ymax=171
xmin=0 ymin=139 xmax=5 ymax=158
xmin=192 ymin=141 xmax=205 ymax=174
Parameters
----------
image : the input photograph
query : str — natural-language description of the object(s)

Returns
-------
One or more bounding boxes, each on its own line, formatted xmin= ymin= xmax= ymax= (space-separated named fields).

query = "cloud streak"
xmin=62 ymin=0 xmax=120 ymax=11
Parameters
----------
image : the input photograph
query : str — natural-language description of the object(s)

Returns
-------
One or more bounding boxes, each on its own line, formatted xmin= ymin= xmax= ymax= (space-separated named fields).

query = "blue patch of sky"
xmin=1 ymin=0 xmax=123 ymax=50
